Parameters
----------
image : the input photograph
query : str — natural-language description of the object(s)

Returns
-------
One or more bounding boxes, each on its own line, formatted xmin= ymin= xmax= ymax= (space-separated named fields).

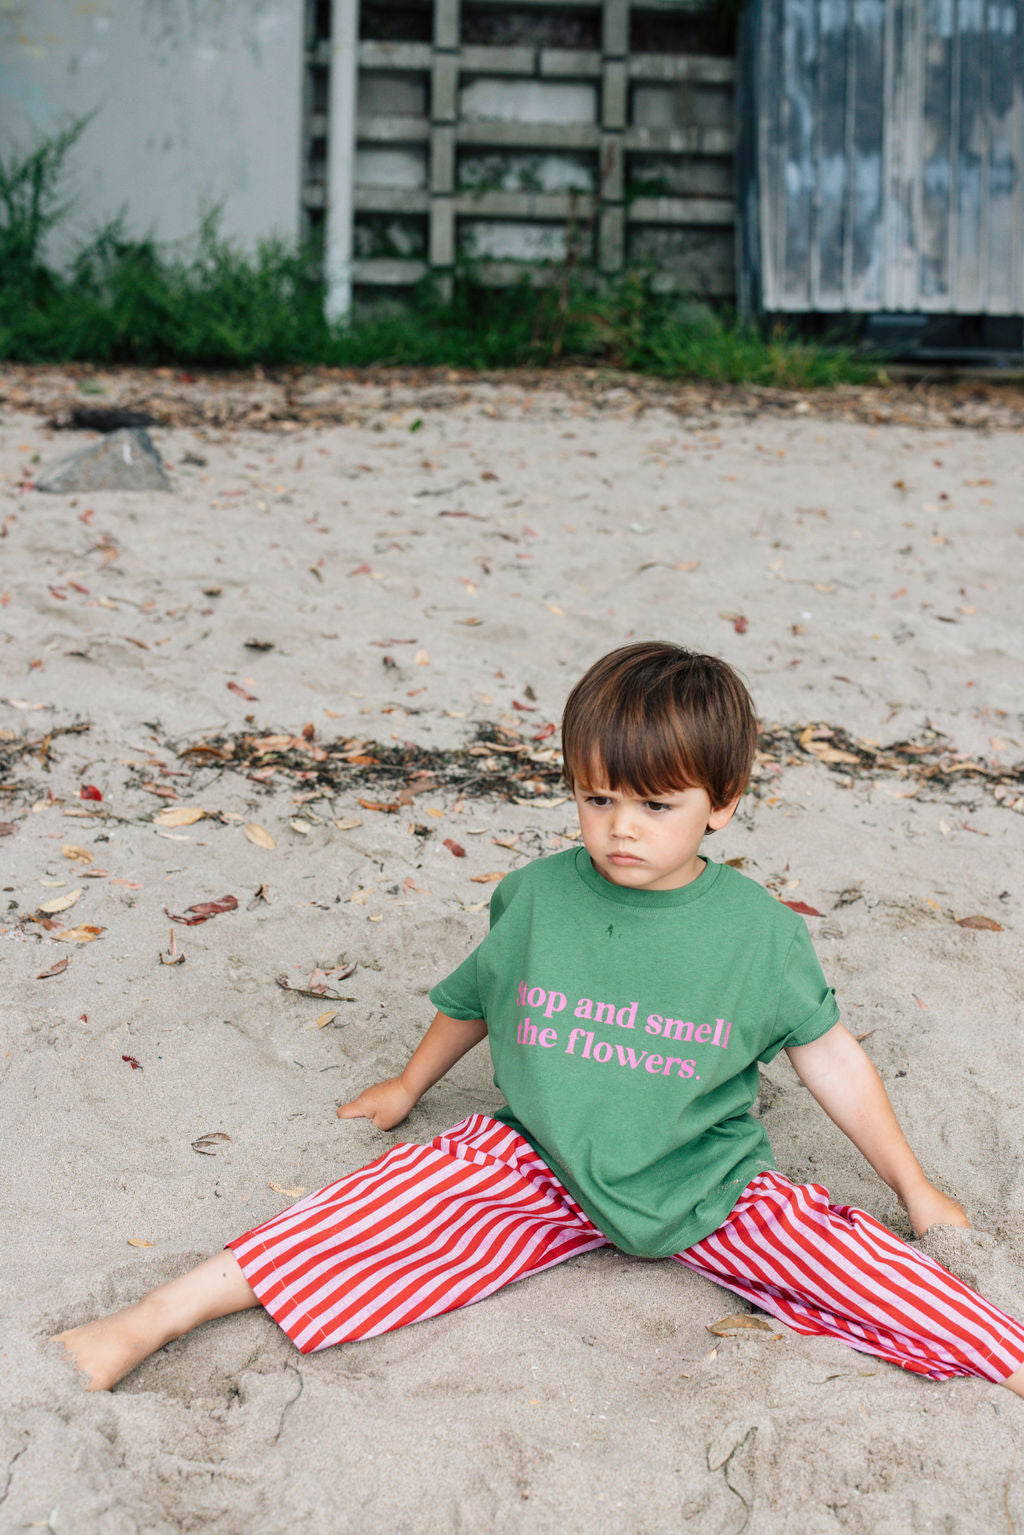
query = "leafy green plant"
xmin=0 ymin=119 xmax=875 ymax=386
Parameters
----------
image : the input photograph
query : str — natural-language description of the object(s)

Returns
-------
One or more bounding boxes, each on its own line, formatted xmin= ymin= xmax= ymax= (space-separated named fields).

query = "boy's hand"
xmin=901 ymin=1180 xmax=970 ymax=1238
xmin=337 ymin=1077 xmax=417 ymax=1131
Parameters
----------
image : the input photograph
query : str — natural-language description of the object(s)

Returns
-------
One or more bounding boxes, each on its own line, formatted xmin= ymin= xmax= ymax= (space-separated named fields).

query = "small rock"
xmin=37 ymin=428 xmax=171 ymax=494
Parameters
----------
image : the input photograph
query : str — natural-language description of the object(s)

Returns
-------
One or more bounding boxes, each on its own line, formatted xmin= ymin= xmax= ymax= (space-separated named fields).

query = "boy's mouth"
xmin=607 ymin=852 xmax=643 ymax=864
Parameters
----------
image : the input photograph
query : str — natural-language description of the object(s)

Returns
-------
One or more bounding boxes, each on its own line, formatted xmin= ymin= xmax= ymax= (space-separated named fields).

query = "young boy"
xmin=57 ymin=642 xmax=1024 ymax=1395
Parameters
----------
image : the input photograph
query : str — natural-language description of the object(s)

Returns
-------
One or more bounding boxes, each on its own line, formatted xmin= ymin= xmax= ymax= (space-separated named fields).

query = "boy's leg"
xmin=673 ymin=1171 xmax=1024 ymax=1385
xmin=228 ymin=1114 xmax=606 ymax=1354
xmin=56 ymin=1252 xmax=259 ymax=1392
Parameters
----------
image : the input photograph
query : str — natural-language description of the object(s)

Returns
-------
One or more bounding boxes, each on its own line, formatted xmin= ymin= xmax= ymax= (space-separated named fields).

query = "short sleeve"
xmin=428 ymin=943 xmax=485 ymax=1021
xmin=758 ymin=921 xmax=840 ymax=1062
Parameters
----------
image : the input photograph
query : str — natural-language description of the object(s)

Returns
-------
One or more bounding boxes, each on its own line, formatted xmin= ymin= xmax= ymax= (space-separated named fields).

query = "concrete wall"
xmin=0 ymin=0 xmax=305 ymax=262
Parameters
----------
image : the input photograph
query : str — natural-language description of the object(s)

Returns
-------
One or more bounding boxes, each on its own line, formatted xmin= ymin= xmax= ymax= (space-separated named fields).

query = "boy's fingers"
xmin=336 ymin=1100 xmax=366 ymax=1119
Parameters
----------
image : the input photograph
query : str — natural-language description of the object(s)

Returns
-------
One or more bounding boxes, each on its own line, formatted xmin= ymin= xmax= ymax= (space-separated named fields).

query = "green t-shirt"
xmin=429 ymin=847 xmax=839 ymax=1257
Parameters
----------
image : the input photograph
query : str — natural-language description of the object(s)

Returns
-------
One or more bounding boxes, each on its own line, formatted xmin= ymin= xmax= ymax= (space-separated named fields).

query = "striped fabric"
xmin=227 ymin=1115 xmax=1024 ymax=1382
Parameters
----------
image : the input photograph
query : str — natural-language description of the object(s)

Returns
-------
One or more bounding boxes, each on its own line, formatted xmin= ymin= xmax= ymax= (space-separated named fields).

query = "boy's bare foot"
xmin=53 ymin=1253 xmax=259 ymax=1391
xmin=54 ymin=1297 xmax=176 ymax=1392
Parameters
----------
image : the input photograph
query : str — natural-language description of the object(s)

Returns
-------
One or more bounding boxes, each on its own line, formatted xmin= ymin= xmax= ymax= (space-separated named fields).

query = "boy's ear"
xmin=707 ymin=793 xmax=742 ymax=833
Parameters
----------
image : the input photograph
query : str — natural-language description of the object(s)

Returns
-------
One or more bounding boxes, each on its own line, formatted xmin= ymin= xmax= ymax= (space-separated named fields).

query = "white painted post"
xmin=324 ymin=0 xmax=359 ymax=319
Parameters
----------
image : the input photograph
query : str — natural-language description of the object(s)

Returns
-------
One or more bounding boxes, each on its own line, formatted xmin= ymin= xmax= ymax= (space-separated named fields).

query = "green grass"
xmin=0 ymin=124 xmax=874 ymax=387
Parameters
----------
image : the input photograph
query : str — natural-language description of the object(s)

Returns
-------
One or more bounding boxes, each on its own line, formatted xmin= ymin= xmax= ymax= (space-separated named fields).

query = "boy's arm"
xmin=336 ymin=1010 xmax=487 ymax=1130
xmin=784 ymin=1023 xmax=968 ymax=1237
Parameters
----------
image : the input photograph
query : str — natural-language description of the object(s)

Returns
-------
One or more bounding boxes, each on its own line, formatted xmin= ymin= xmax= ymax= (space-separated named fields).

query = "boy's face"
xmin=573 ymin=780 xmax=739 ymax=892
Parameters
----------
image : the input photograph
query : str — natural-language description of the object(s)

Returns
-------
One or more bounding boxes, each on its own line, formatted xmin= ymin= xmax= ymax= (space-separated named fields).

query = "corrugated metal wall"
xmin=739 ymin=0 xmax=1024 ymax=314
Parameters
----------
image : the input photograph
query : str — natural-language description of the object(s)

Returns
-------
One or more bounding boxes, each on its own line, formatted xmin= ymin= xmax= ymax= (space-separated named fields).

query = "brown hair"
xmin=561 ymin=641 xmax=758 ymax=807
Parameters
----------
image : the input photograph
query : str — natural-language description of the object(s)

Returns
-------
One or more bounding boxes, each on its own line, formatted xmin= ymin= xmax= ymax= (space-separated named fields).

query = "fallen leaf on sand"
xmin=122 ymin=1054 xmax=142 ymax=1070
xmin=268 ymin=1182 xmax=307 ymax=1197
xmin=247 ymin=884 xmax=271 ymax=909
xmin=57 ymin=924 xmax=105 ymax=943
xmin=315 ymin=1011 xmax=337 ymax=1028
xmin=782 ymin=899 xmax=822 ymax=917
xmin=277 ymin=963 xmax=357 ymax=1000
xmin=244 ymin=823 xmax=276 ymax=849
xmin=37 ymin=956 xmax=70 ymax=979
xmin=414 ymin=649 xmax=430 ymax=666
xmin=228 ymin=681 xmax=257 ymax=701
xmin=956 ymin=914 xmax=1003 ymax=931
xmin=357 ymin=797 xmax=400 ymax=813
xmin=470 ymin=872 xmax=505 ymax=884
xmin=333 ymin=819 xmax=362 ymax=831
xmin=191 ymin=1132 xmax=231 ymax=1156
xmin=159 ymin=928 xmax=185 ymax=965
xmin=61 ymin=844 xmax=93 ymax=863
xmin=39 ymin=888 xmax=82 ymax=914
xmin=165 ymin=895 xmax=238 ymax=925
xmin=79 ymin=784 xmax=102 ymax=801
xmin=444 ymin=838 xmax=466 ymax=858
xmin=289 ymin=820 xmax=311 ymax=835
xmin=707 ymin=1314 xmax=774 ymax=1337
xmin=155 ymin=805 xmax=207 ymax=827
xmin=127 ymin=1238 xmax=154 ymax=1248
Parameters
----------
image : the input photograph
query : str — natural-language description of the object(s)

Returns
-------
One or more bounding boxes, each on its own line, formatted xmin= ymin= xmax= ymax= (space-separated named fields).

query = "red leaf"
xmin=36 ymin=956 xmax=70 ymax=979
xmin=227 ymin=681 xmax=257 ymax=701
xmin=512 ymin=700 xmax=537 ymax=711
xmin=122 ymin=1054 xmax=142 ymax=1070
xmin=164 ymin=894 xmax=239 ymax=926
xmin=533 ymin=723 xmax=556 ymax=741
xmin=443 ymin=838 xmax=466 ymax=858
xmin=80 ymin=784 xmax=103 ymax=801
xmin=357 ymin=796 xmax=400 ymax=813
xmin=733 ymin=615 xmax=748 ymax=634
xmin=782 ymin=899 xmax=822 ymax=917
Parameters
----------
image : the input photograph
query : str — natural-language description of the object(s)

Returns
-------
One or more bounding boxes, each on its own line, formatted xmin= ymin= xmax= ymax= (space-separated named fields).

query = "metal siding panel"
xmin=920 ymin=0 xmax=955 ymax=305
xmin=848 ymin=0 xmax=885 ymax=307
xmin=955 ymin=0 xmax=986 ymax=309
xmin=781 ymin=0 xmax=818 ymax=305
xmin=815 ymin=0 xmax=850 ymax=306
xmin=984 ymin=0 xmax=1021 ymax=311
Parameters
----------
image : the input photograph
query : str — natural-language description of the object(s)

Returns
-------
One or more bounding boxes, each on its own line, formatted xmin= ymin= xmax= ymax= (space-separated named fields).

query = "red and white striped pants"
xmin=227 ymin=1114 xmax=1024 ymax=1383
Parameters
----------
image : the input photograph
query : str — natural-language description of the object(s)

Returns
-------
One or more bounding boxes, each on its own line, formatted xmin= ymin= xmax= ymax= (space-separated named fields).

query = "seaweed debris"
xmin=167 ymin=720 xmax=1024 ymax=811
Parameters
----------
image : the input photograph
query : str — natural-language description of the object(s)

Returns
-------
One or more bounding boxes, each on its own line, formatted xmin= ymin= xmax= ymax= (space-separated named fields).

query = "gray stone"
xmin=37 ymin=428 xmax=172 ymax=494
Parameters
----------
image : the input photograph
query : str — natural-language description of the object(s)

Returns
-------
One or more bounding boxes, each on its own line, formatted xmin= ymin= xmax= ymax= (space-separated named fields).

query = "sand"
xmin=1 ymin=365 xmax=1023 ymax=1534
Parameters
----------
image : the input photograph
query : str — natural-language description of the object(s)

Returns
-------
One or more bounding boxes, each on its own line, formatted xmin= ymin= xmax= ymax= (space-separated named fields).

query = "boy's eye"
xmin=587 ymin=795 xmax=612 ymax=807
xmin=645 ymin=801 xmax=670 ymax=812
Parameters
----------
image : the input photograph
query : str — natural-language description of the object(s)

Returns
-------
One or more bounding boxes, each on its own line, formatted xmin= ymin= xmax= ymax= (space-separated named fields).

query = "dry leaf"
xmin=191 ymin=1132 xmax=231 ymax=1156
xmin=61 ymin=844 xmax=93 ymax=864
xmin=289 ymin=820 xmax=311 ymax=835
xmin=244 ymin=823 xmax=276 ymax=849
xmin=470 ymin=872 xmax=505 ymax=884
xmin=333 ymin=819 xmax=362 ymax=831
xmin=414 ymin=649 xmax=430 ymax=666
xmin=165 ymin=895 xmax=238 ymax=925
xmin=357 ymin=797 xmax=399 ymax=813
xmin=154 ymin=805 xmax=207 ymax=827
xmin=57 ymin=924 xmax=105 ymax=943
xmin=268 ymin=1182 xmax=307 ymax=1197
xmin=315 ymin=1010 xmax=337 ymax=1028
xmin=707 ymin=1314 xmax=774 ymax=1337
xmin=36 ymin=956 xmax=70 ymax=979
xmin=443 ymin=838 xmax=466 ymax=858
xmin=277 ymin=963 xmax=357 ymax=1000
xmin=127 ymin=1238 xmax=154 ymax=1248
xmin=956 ymin=914 xmax=1003 ymax=931
xmin=39 ymin=888 xmax=83 ymax=914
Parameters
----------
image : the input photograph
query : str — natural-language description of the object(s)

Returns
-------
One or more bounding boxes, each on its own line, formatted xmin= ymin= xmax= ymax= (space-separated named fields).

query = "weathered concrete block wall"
xmin=303 ymin=0 xmax=736 ymax=305
xmin=0 ymin=0 xmax=305 ymax=262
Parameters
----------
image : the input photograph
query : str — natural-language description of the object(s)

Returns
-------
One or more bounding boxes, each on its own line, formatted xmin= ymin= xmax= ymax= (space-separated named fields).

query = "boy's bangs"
xmin=567 ymin=721 xmax=701 ymax=800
